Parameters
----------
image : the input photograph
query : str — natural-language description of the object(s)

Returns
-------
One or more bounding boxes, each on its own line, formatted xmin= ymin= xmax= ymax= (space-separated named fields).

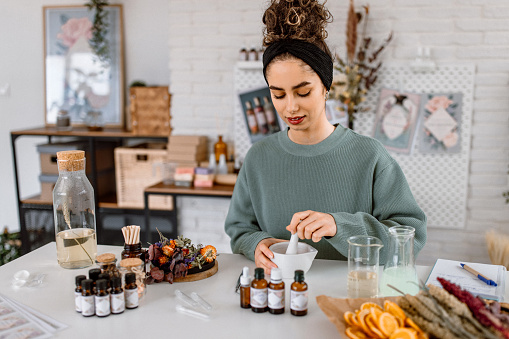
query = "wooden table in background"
xmin=143 ymin=182 xmax=235 ymax=239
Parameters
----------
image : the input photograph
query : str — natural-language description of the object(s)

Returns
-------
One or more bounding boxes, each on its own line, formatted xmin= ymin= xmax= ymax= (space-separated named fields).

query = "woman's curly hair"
xmin=262 ymin=0 xmax=333 ymax=58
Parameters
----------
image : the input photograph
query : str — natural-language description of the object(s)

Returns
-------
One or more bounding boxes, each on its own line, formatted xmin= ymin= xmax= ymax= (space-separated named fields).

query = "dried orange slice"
xmin=389 ymin=328 xmax=418 ymax=339
xmin=370 ymin=306 xmax=384 ymax=322
xmin=384 ymin=300 xmax=406 ymax=321
xmin=378 ymin=312 xmax=399 ymax=337
xmin=365 ymin=313 xmax=386 ymax=338
xmin=345 ymin=326 xmax=369 ymax=339
xmin=344 ymin=311 xmax=360 ymax=327
xmin=360 ymin=301 xmax=383 ymax=311
xmin=405 ymin=317 xmax=422 ymax=333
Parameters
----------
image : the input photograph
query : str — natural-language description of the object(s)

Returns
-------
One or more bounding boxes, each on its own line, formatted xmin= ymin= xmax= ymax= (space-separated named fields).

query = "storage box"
xmin=114 ymin=142 xmax=174 ymax=210
xmin=167 ymin=135 xmax=209 ymax=164
xmin=130 ymin=86 xmax=172 ymax=135
xmin=37 ymin=141 xmax=115 ymax=175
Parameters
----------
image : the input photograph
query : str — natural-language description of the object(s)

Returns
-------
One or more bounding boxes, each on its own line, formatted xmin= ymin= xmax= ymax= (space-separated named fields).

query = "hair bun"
xmin=262 ymin=0 xmax=332 ymax=49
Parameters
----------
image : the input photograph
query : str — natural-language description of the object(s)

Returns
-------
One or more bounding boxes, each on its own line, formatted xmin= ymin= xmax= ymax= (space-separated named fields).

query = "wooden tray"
xmin=174 ymin=261 xmax=218 ymax=283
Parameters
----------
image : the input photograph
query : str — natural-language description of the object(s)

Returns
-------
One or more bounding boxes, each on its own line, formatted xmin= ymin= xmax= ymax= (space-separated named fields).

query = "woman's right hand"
xmin=254 ymin=238 xmax=286 ymax=275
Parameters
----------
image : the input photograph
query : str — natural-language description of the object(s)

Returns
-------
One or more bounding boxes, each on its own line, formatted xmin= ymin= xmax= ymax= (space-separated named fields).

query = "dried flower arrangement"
xmin=146 ymin=230 xmax=217 ymax=284
xmin=330 ymin=0 xmax=392 ymax=129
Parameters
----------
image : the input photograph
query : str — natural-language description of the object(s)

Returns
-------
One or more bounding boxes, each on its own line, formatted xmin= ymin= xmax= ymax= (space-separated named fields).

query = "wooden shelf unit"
xmin=11 ymin=126 xmax=169 ymax=254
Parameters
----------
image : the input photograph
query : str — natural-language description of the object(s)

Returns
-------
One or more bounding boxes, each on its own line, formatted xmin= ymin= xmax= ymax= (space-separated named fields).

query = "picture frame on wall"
xmin=372 ymin=88 xmax=422 ymax=154
xmin=43 ymin=5 xmax=124 ymax=127
xmin=238 ymin=87 xmax=283 ymax=144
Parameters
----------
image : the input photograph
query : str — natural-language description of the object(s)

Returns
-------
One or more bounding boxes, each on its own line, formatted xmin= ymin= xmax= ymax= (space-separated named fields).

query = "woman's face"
xmin=266 ymin=59 xmax=327 ymax=136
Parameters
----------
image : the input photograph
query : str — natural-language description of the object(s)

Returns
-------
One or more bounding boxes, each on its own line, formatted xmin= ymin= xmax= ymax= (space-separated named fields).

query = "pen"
xmin=460 ymin=263 xmax=498 ymax=286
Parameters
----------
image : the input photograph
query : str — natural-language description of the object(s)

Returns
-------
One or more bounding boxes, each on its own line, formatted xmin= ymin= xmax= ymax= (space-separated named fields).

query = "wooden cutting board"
xmin=174 ymin=261 xmax=218 ymax=283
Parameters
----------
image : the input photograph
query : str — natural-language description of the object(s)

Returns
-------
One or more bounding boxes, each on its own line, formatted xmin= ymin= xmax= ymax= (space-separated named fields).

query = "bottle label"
xmin=81 ymin=295 xmax=95 ymax=316
xmin=75 ymin=291 xmax=82 ymax=312
xmin=95 ymin=295 xmax=111 ymax=316
xmin=255 ymin=109 xmax=267 ymax=124
xmin=248 ymin=115 xmax=257 ymax=130
xmin=268 ymin=288 xmax=284 ymax=310
xmin=250 ymin=287 xmax=267 ymax=308
xmin=111 ymin=292 xmax=125 ymax=313
xmin=290 ymin=290 xmax=308 ymax=311
xmin=125 ymin=288 xmax=139 ymax=308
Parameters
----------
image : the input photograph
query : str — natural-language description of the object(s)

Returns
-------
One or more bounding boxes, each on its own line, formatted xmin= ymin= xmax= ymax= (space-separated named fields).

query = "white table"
xmin=0 ymin=243 xmax=433 ymax=338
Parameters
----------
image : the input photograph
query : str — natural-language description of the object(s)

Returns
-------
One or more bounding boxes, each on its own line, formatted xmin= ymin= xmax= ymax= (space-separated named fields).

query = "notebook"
xmin=425 ymin=258 xmax=506 ymax=301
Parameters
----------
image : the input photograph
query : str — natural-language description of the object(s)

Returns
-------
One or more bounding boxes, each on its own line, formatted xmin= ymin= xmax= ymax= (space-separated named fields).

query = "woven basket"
xmin=114 ymin=143 xmax=173 ymax=210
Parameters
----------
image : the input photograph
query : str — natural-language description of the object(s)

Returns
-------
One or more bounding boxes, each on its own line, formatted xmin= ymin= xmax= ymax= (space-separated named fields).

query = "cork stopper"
xmin=119 ymin=258 xmax=143 ymax=268
xmin=56 ymin=150 xmax=85 ymax=171
xmin=96 ymin=253 xmax=116 ymax=263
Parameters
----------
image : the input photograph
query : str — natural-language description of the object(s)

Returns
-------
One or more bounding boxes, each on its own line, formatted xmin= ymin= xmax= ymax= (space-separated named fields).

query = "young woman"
xmin=225 ymin=0 xmax=426 ymax=273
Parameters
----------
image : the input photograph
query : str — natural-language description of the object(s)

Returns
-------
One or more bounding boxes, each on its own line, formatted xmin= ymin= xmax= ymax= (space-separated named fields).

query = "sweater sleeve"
xmin=224 ymin=166 xmax=271 ymax=261
xmin=326 ymin=159 xmax=427 ymax=264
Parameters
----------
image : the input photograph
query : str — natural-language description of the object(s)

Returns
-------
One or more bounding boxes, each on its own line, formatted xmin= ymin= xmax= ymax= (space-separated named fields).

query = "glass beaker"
xmin=347 ymin=235 xmax=383 ymax=298
xmin=53 ymin=150 xmax=97 ymax=269
xmin=379 ymin=226 xmax=419 ymax=297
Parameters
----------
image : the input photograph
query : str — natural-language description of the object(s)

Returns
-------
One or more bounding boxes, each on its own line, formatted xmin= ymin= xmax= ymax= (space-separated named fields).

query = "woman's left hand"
xmin=286 ymin=210 xmax=337 ymax=242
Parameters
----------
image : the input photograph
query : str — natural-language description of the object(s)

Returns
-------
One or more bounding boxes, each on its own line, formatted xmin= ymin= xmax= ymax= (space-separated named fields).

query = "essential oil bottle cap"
xmin=89 ymin=268 xmax=101 ymax=281
xmin=125 ymin=272 xmax=136 ymax=285
xmin=96 ymin=279 xmax=108 ymax=290
xmin=240 ymin=266 xmax=250 ymax=286
xmin=254 ymin=267 xmax=264 ymax=280
xmin=75 ymin=275 xmax=86 ymax=287
xmin=98 ymin=273 xmax=110 ymax=281
xmin=294 ymin=270 xmax=305 ymax=282
xmin=82 ymin=279 xmax=93 ymax=290
xmin=270 ymin=268 xmax=282 ymax=282
xmin=111 ymin=276 xmax=122 ymax=288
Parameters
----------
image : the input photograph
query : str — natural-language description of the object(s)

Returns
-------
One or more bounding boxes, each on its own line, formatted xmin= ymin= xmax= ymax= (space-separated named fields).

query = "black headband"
xmin=262 ymin=39 xmax=333 ymax=91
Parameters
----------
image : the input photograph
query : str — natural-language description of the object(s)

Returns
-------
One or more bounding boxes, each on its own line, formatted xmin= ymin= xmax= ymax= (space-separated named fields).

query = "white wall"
xmin=2 ymin=0 xmax=509 ymax=265
xmin=0 ymin=0 xmax=169 ymax=232
xmin=166 ymin=0 xmax=509 ymax=265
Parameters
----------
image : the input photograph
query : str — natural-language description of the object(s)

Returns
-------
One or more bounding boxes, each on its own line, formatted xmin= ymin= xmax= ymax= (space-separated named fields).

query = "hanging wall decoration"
xmin=372 ymin=88 xmax=421 ymax=154
xmin=418 ymin=93 xmax=463 ymax=154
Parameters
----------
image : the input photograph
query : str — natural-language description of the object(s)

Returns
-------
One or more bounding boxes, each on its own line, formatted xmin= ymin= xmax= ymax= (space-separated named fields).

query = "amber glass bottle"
xmin=250 ymin=268 xmax=268 ymax=313
xmin=268 ymin=268 xmax=285 ymax=314
xmin=240 ymin=266 xmax=251 ymax=309
xmin=214 ymin=135 xmax=227 ymax=163
xmin=290 ymin=270 xmax=308 ymax=316
xmin=81 ymin=279 xmax=95 ymax=317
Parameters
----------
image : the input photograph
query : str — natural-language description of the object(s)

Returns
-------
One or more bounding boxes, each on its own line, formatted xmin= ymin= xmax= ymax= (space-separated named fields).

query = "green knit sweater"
xmin=224 ymin=125 xmax=427 ymax=264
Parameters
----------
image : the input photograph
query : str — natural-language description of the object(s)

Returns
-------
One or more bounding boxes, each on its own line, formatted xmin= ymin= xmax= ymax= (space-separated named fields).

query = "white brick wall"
xmin=168 ymin=0 xmax=509 ymax=265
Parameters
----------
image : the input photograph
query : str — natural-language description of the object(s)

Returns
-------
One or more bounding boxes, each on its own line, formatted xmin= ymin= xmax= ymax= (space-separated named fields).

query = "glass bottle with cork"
xmin=53 ymin=150 xmax=97 ymax=269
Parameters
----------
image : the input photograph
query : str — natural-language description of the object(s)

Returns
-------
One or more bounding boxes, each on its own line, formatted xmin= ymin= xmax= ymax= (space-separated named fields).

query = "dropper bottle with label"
xmin=239 ymin=266 xmax=251 ymax=309
xmin=250 ymin=268 xmax=268 ymax=313
xmin=290 ymin=270 xmax=308 ymax=316
xmin=268 ymin=267 xmax=285 ymax=314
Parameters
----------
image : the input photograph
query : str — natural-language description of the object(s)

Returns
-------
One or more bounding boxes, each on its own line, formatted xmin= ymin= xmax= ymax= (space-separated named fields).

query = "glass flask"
xmin=53 ymin=150 xmax=97 ymax=269
xmin=347 ymin=235 xmax=383 ymax=298
xmin=379 ymin=226 xmax=420 ymax=296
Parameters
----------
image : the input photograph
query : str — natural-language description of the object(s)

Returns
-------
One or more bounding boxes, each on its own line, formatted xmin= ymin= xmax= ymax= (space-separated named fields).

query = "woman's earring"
xmin=325 ymin=91 xmax=329 ymax=100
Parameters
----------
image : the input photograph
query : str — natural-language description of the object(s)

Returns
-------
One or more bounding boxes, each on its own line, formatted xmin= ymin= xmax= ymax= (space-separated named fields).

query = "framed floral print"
xmin=418 ymin=93 xmax=463 ymax=154
xmin=372 ymin=88 xmax=422 ymax=154
xmin=43 ymin=5 xmax=124 ymax=127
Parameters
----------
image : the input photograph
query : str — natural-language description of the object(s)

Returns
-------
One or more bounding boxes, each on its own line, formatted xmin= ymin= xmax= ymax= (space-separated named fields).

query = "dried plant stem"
xmin=63 ymin=202 xmax=93 ymax=264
